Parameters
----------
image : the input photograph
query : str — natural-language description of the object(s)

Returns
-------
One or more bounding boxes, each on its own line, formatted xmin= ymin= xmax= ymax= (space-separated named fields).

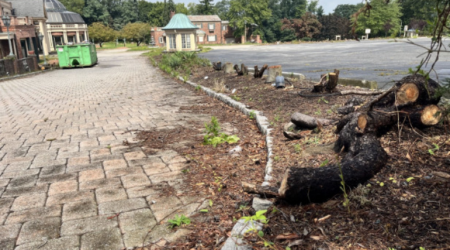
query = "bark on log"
xmin=291 ymin=112 xmax=335 ymax=129
xmin=242 ymin=182 xmax=279 ymax=198
xmin=266 ymin=65 xmax=282 ymax=83
xmin=224 ymin=63 xmax=234 ymax=74
xmin=279 ymin=133 xmax=388 ymax=204
xmin=213 ymin=62 xmax=222 ymax=71
xmin=254 ymin=64 xmax=268 ymax=78
xmin=338 ymin=97 xmax=366 ymax=115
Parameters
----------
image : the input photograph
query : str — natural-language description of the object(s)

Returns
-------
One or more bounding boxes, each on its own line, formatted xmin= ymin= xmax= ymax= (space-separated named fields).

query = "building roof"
xmin=188 ymin=15 xmax=221 ymax=22
xmin=9 ymin=0 xmax=46 ymax=19
xmin=44 ymin=0 xmax=85 ymax=24
xmin=163 ymin=13 xmax=198 ymax=30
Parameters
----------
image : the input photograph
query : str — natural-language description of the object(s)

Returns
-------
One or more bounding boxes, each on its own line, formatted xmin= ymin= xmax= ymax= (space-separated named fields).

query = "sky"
xmin=145 ymin=0 xmax=365 ymax=15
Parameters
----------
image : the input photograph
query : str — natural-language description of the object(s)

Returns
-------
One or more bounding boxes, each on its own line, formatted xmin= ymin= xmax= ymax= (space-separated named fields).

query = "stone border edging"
xmin=178 ymin=77 xmax=274 ymax=186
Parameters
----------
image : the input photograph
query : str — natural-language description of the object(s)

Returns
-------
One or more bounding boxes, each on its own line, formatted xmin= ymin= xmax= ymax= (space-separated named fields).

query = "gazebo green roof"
xmin=162 ymin=13 xmax=199 ymax=30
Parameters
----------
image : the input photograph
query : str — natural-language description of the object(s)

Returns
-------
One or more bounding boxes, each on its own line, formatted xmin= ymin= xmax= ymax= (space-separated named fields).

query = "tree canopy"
xmin=88 ymin=22 xmax=116 ymax=46
xmin=352 ymin=0 xmax=402 ymax=36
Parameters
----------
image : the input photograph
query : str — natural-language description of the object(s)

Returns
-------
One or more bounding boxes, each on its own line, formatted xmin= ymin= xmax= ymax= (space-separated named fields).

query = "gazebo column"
xmin=190 ymin=33 xmax=196 ymax=50
xmin=175 ymin=33 xmax=182 ymax=51
xmin=39 ymin=20 xmax=50 ymax=55
xmin=76 ymin=31 xmax=80 ymax=43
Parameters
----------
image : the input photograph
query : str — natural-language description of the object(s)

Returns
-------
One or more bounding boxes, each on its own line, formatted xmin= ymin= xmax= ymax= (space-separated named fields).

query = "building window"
xmin=208 ymin=35 xmax=216 ymax=42
xmin=169 ymin=34 xmax=176 ymax=49
xmin=196 ymin=23 xmax=202 ymax=28
xmin=208 ymin=23 xmax=215 ymax=30
xmin=222 ymin=25 xmax=227 ymax=31
xmin=159 ymin=37 xmax=164 ymax=44
xmin=199 ymin=36 xmax=204 ymax=42
xmin=182 ymin=34 xmax=191 ymax=49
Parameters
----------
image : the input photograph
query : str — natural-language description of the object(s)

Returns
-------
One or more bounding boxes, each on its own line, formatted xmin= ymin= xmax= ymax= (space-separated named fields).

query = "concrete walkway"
xmin=0 ymin=50 xmax=207 ymax=249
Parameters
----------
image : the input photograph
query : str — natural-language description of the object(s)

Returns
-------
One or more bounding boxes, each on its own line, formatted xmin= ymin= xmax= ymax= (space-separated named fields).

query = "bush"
xmin=301 ymin=37 xmax=312 ymax=42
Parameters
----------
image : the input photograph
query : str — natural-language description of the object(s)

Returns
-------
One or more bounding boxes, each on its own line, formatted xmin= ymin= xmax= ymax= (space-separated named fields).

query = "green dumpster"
xmin=56 ymin=43 xmax=97 ymax=68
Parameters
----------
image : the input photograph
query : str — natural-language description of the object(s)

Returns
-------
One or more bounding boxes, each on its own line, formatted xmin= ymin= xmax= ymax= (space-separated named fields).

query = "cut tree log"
xmin=212 ymin=62 xmax=222 ymax=71
xmin=224 ymin=63 xmax=234 ymax=74
xmin=337 ymin=97 xmax=366 ymax=115
xmin=401 ymin=105 xmax=442 ymax=127
xmin=254 ymin=64 xmax=268 ymax=78
xmin=276 ymin=75 xmax=442 ymax=204
xmin=326 ymin=69 xmax=340 ymax=91
xmin=291 ymin=112 xmax=335 ymax=129
xmin=234 ymin=64 xmax=249 ymax=76
xmin=279 ymin=133 xmax=388 ymax=204
xmin=266 ymin=65 xmax=282 ymax=83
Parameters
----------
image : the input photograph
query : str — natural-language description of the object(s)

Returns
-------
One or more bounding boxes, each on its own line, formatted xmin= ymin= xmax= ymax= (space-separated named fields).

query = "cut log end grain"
xmin=357 ymin=114 xmax=367 ymax=131
xmin=396 ymin=83 xmax=419 ymax=105
xmin=421 ymin=105 xmax=441 ymax=126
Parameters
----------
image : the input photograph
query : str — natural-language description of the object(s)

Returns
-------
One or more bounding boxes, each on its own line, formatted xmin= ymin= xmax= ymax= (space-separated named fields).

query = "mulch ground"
xmin=136 ymin=59 xmax=450 ymax=249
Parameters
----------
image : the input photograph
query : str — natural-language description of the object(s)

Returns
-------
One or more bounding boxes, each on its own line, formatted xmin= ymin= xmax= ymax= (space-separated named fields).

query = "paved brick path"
xmin=0 ymin=50 xmax=208 ymax=250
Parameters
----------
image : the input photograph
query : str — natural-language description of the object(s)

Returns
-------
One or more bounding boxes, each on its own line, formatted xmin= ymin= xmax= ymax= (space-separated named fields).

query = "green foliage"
xmin=428 ymin=143 xmax=440 ymax=155
xmin=147 ymin=2 xmax=165 ymax=27
xmin=294 ymin=144 xmax=302 ymax=153
xmin=88 ymin=22 xmax=116 ymax=46
xmin=242 ymin=210 xmax=268 ymax=224
xmin=121 ymin=22 xmax=151 ymax=46
xmin=228 ymin=0 xmax=272 ymax=37
xmin=168 ymin=215 xmax=191 ymax=228
xmin=83 ymin=0 xmax=110 ymax=26
xmin=319 ymin=159 xmax=329 ymax=167
xmin=199 ymin=0 xmax=215 ymax=14
xmin=249 ymin=111 xmax=256 ymax=119
xmin=337 ymin=155 xmax=350 ymax=213
xmin=281 ymin=12 xmax=322 ymax=40
xmin=203 ymin=117 xmax=240 ymax=147
xmin=352 ymin=0 xmax=402 ymax=36
xmin=334 ymin=4 xmax=363 ymax=19
xmin=59 ymin=0 xmax=84 ymax=15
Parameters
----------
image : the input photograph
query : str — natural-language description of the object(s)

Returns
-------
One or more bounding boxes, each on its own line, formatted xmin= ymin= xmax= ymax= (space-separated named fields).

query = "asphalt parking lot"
xmin=201 ymin=38 xmax=450 ymax=89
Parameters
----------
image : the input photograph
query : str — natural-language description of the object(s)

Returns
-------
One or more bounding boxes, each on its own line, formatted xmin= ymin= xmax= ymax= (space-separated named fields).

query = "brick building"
xmin=151 ymin=13 xmax=235 ymax=47
xmin=0 ymin=0 xmax=39 ymax=59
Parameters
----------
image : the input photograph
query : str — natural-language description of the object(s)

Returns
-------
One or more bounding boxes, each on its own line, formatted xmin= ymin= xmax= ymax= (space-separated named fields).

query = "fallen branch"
xmin=242 ymin=182 xmax=279 ymax=198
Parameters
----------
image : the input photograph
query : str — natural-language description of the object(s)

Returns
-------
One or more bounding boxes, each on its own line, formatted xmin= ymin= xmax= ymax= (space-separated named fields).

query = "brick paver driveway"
xmin=0 ymin=50 xmax=207 ymax=250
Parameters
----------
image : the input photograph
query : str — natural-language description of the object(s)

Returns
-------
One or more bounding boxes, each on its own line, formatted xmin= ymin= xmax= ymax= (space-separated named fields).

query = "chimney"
xmin=170 ymin=11 xmax=176 ymax=19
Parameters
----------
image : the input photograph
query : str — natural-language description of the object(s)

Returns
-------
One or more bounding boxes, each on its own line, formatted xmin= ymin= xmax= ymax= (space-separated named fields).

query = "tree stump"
xmin=266 ymin=65 xmax=282 ymax=83
xmin=212 ymin=61 xmax=222 ymax=71
xmin=254 ymin=64 xmax=268 ymax=78
xmin=223 ymin=63 xmax=234 ymax=74
xmin=234 ymin=64 xmax=248 ymax=76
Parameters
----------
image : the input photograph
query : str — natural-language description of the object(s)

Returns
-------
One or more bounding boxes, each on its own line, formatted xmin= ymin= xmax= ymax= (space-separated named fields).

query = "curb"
xmin=0 ymin=70 xmax=49 ymax=83
xmin=179 ymin=77 xmax=274 ymax=186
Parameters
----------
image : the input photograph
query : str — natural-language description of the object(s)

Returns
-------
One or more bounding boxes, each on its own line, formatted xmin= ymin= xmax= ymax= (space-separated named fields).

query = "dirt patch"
xmin=186 ymin=68 xmax=450 ymax=249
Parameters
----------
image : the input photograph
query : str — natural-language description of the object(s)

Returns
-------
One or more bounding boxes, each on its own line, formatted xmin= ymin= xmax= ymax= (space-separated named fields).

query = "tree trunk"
xmin=326 ymin=69 xmax=340 ymax=91
xmin=254 ymin=64 xmax=268 ymax=78
xmin=241 ymin=63 xmax=248 ymax=76
xmin=224 ymin=63 xmax=234 ymax=74
xmin=279 ymin=133 xmax=387 ymax=204
xmin=291 ymin=112 xmax=335 ymax=129
xmin=266 ymin=65 xmax=282 ymax=83
xmin=400 ymin=105 xmax=442 ymax=128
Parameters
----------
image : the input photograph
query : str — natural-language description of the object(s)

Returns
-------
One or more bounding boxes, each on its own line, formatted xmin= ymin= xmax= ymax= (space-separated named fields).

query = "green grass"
xmin=96 ymin=42 xmax=152 ymax=51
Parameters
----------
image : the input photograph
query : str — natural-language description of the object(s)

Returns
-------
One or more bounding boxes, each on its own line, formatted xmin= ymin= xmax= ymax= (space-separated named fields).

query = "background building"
xmin=44 ymin=0 xmax=88 ymax=51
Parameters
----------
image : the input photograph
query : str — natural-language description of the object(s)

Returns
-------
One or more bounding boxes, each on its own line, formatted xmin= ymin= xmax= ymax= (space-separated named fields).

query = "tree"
xmin=187 ymin=3 xmax=201 ymax=15
xmin=199 ymin=0 xmax=214 ymax=15
xmin=215 ymin=0 xmax=231 ymax=20
xmin=228 ymin=0 xmax=272 ymax=38
xmin=260 ymin=0 xmax=282 ymax=42
xmin=137 ymin=0 xmax=153 ymax=23
xmin=175 ymin=3 xmax=189 ymax=15
xmin=59 ymin=0 xmax=84 ymax=14
xmin=316 ymin=14 xmax=351 ymax=40
xmin=317 ymin=6 xmax=324 ymax=17
xmin=281 ymin=12 xmax=322 ymax=39
xmin=113 ymin=0 xmax=138 ymax=30
xmin=148 ymin=2 xmax=165 ymax=27
xmin=83 ymin=0 xmax=110 ymax=25
xmin=121 ymin=22 xmax=151 ymax=46
xmin=400 ymin=0 xmax=435 ymax=25
xmin=334 ymin=4 xmax=362 ymax=19
xmin=280 ymin=0 xmax=307 ymax=19
xmin=352 ymin=0 xmax=401 ymax=36
xmin=88 ymin=22 xmax=115 ymax=47
xmin=307 ymin=0 xmax=318 ymax=15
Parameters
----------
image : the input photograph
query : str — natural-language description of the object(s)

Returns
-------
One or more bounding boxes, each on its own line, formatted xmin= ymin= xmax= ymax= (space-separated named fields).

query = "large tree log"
xmin=338 ymin=97 xmax=366 ymax=115
xmin=266 ymin=65 xmax=282 ymax=83
xmin=400 ymin=105 xmax=442 ymax=128
xmin=254 ymin=64 xmax=268 ymax=78
xmin=224 ymin=63 xmax=234 ymax=74
xmin=279 ymin=133 xmax=388 ymax=204
xmin=291 ymin=112 xmax=335 ymax=129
